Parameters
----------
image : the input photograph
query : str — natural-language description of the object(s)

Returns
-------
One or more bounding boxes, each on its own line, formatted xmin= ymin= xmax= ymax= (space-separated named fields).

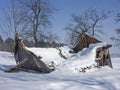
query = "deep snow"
xmin=0 ymin=44 xmax=120 ymax=90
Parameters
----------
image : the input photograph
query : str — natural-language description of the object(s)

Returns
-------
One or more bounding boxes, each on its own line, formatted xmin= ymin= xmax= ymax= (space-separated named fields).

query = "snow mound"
xmin=27 ymin=43 xmax=109 ymax=73
xmin=27 ymin=47 xmax=65 ymax=66
xmin=55 ymin=43 xmax=110 ymax=73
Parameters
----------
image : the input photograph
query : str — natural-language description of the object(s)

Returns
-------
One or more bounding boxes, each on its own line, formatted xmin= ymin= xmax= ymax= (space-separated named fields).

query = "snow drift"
xmin=27 ymin=43 xmax=112 ymax=73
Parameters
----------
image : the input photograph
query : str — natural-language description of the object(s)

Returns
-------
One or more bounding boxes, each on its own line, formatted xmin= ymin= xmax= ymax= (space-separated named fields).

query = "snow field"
xmin=0 ymin=43 xmax=120 ymax=90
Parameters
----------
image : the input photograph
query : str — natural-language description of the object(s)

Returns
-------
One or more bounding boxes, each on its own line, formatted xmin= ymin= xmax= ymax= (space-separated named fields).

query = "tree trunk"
xmin=34 ymin=28 xmax=38 ymax=47
xmin=34 ymin=34 xmax=38 ymax=47
xmin=92 ymin=29 xmax=94 ymax=36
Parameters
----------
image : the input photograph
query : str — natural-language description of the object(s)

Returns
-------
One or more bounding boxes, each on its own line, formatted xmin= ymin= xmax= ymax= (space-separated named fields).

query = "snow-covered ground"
xmin=0 ymin=44 xmax=120 ymax=90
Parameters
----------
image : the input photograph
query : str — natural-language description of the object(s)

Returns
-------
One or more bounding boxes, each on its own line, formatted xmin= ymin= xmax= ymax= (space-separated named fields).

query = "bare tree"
xmin=0 ymin=35 xmax=4 ymax=51
xmin=65 ymin=8 xmax=110 ymax=46
xmin=0 ymin=0 xmax=58 ymax=48
xmin=0 ymin=0 xmax=27 ymax=39
xmin=111 ymin=13 xmax=120 ymax=47
xmin=65 ymin=12 xmax=91 ymax=46
xmin=115 ymin=13 xmax=120 ymax=22
xmin=46 ymin=31 xmax=59 ymax=43
xmin=0 ymin=0 xmax=27 ymax=52
xmin=89 ymin=9 xmax=110 ymax=36
xmin=16 ymin=0 xmax=53 ymax=47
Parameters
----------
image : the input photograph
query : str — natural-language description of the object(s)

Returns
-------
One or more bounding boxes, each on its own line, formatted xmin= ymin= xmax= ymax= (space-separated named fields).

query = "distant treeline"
xmin=0 ymin=36 xmax=64 ymax=52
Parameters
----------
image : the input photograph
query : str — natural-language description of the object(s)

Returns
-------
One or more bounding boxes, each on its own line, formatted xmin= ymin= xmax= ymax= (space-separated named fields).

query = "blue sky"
xmin=0 ymin=0 xmax=120 ymax=43
xmin=50 ymin=0 xmax=120 ymax=42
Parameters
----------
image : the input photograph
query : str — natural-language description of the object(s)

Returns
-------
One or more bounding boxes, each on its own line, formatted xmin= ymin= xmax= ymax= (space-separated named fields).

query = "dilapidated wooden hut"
xmin=73 ymin=33 xmax=113 ymax=68
xmin=5 ymin=33 xmax=53 ymax=73
xmin=73 ymin=33 xmax=101 ymax=53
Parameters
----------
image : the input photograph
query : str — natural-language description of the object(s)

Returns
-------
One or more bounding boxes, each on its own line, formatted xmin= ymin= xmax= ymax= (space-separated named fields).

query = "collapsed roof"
xmin=5 ymin=34 xmax=53 ymax=73
xmin=72 ymin=33 xmax=113 ymax=69
xmin=73 ymin=33 xmax=101 ymax=53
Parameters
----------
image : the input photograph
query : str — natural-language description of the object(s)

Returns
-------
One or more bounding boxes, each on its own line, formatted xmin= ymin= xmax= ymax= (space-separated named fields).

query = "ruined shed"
xmin=95 ymin=44 xmax=113 ymax=68
xmin=6 ymin=34 xmax=53 ymax=73
xmin=73 ymin=33 xmax=101 ymax=53
xmin=73 ymin=33 xmax=113 ymax=68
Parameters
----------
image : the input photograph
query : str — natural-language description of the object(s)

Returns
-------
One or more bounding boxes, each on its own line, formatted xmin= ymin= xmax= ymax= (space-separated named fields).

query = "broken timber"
xmin=56 ymin=48 xmax=67 ymax=59
xmin=95 ymin=44 xmax=113 ymax=68
xmin=73 ymin=33 xmax=101 ymax=53
xmin=5 ymin=33 xmax=53 ymax=73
